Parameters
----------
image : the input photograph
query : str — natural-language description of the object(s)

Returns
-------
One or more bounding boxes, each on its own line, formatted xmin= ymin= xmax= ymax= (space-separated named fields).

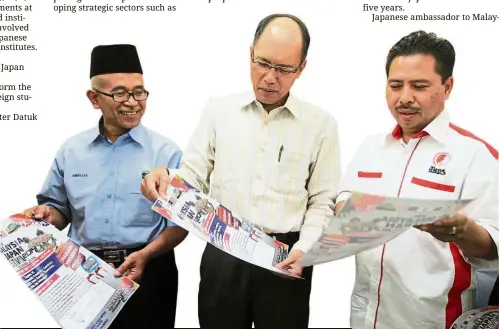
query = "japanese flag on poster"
xmin=0 ymin=213 xmax=139 ymax=329
xmin=151 ymin=175 xmax=300 ymax=278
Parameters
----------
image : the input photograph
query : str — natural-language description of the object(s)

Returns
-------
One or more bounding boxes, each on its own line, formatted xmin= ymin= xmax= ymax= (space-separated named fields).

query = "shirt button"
xmin=106 ymin=194 xmax=112 ymax=199
xmin=113 ymin=148 xmax=118 ymax=153
xmin=104 ymin=218 xmax=110 ymax=223
xmin=110 ymin=170 xmax=115 ymax=175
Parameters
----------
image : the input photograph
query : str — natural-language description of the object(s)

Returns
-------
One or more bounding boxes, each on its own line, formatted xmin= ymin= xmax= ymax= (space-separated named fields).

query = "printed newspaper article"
xmin=0 ymin=214 xmax=138 ymax=329
xmin=0 ymin=0 xmax=498 ymax=328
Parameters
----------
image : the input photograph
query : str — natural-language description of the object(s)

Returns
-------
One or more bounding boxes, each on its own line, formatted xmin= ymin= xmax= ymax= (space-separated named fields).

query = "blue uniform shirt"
xmin=37 ymin=119 xmax=182 ymax=250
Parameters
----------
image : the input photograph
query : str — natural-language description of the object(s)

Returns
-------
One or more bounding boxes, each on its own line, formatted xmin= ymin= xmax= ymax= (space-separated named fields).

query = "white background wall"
xmin=0 ymin=0 xmax=498 ymax=327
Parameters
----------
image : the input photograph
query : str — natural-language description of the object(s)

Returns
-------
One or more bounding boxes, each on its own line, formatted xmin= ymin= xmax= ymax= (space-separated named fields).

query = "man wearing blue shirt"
xmin=24 ymin=44 xmax=186 ymax=329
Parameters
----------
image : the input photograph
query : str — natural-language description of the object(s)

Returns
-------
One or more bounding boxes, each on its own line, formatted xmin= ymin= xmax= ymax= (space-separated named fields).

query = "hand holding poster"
xmin=151 ymin=175 xmax=300 ymax=278
xmin=299 ymin=192 xmax=474 ymax=266
xmin=0 ymin=213 xmax=139 ymax=329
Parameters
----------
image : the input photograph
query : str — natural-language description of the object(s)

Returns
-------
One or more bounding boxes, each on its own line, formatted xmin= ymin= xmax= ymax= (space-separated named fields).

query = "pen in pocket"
xmin=278 ymin=145 xmax=284 ymax=162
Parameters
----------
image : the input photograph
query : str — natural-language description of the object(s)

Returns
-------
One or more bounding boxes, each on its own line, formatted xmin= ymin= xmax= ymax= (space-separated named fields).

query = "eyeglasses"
xmin=93 ymin=88 xmax=149 ymax=103
xmin=251 ymin=51 xmax=302 ymax=75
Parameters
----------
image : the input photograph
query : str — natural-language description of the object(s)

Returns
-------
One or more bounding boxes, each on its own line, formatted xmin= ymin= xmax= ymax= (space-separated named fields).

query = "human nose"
xmin=124 ymin=93 xmax=139 ymax=106
xmin=399 ymin=86 xmax=415 ymax=104
xmin=263 ymin=68 xmax=278 ymax=84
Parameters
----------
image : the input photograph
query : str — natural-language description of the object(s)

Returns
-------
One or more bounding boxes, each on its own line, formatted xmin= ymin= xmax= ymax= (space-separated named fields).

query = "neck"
xmin=262 ymin=93 xmax=289 ymax=113
xmin=101 ymin=121 xmax=128 ymax=142
xmin=401 ymin=132 xmax=412 ymax=144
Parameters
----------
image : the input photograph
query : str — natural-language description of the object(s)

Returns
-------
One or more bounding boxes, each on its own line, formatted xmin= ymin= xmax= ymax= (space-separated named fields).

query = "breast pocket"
xmin=121 ymin=182 xmax=157 ymax=226
xmin=272 ymin=151 xmax=308 ymax=196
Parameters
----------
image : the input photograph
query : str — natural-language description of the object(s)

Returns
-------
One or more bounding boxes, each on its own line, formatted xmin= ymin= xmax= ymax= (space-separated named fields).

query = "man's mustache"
xmin=395 ymin=104 xmax=420 ymax=111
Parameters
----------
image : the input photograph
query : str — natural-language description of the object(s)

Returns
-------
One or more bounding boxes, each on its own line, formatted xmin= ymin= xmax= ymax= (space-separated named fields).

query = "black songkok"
xmin=90 ymin=44 xmax=143 ymax=78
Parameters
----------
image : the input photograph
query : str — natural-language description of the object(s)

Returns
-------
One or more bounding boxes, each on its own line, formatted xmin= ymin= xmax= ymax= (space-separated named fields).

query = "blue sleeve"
xmin=36 ymin=145 xmax=71 ymax=222
xmin=168 ymin=148 xmax=182 ymax=169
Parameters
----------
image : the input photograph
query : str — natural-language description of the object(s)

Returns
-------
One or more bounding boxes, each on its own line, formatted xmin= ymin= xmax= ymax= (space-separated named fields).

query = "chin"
xmin=120 ymin=119 xmax=141 ymax=129
xmin=257 ymin=95 xmax=279 ymax=105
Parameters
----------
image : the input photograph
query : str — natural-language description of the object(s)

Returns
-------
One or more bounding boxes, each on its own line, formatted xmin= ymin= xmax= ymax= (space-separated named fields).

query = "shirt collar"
xmin=388 ymin=109 xmax=450 ymax=145
xmin=239 ymin=91 xmax=302 ymax=120
xmin=84 ymin=116 xmax=147 ymax=146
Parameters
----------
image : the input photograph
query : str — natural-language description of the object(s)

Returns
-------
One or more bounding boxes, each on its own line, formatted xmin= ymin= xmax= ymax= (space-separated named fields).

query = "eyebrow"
xmin=388 ymin=79 xmax=431 ymax=84
xmin=410 ymin=79 xmax=431 ymax=84
xmin=111 ymin=85 xmax=145 ymax=92
xmin=255 ymin=56 xmax=296 ymax=68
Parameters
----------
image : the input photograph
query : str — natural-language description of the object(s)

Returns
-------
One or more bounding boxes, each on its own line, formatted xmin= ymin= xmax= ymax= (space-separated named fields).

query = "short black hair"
xmin=253 ymin=14 xmax=310 ymax=63
xmin=386 ymin=30 xmax=455 ymax=84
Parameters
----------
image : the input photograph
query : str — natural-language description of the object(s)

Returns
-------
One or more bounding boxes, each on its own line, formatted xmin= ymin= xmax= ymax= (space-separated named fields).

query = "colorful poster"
xmin=0 ymin=213 xmax=139 ymax=329
xmin=299 ymin=191 xmax=474 ymax=266
xmin=151 ymin=175 xmax=297 ymax=278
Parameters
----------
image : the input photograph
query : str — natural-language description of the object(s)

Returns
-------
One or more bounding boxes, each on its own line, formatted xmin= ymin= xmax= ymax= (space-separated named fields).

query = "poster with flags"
xmin=151 ymin=175 xmax=299 ymax=278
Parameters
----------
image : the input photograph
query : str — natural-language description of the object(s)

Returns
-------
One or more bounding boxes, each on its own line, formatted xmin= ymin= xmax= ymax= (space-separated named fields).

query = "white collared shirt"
xmin=336 ymin=109 xmax=499 ymax=329
xmin=171 ymin=91 xmax=341 ymax=253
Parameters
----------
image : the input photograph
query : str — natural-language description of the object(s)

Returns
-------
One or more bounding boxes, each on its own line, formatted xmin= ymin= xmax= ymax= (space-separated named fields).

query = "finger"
xmin=422 ymin=224 xmax=459 ymax=235
xmin=143 ymin=175 xmax=160 ymax=202
xmin=287 ymin=267 xmax=302 ymax=278
xmin=157 ymin=169 xmax=170 ymax=200
xmin=453 ymin=210 xmax=468 ymax=225
xmin=33 ymin=206 xmax=48 ymax=219
xmin=270 ymin=269 xmax=292 ymax=279
xmin=429 ymin=232 xmax=455 ymax=243
xmin=435 ymin=212 xmax=467 ymax=227
xmin=434 ymin=218 xmax=456 ymax=227
xmin=115 ymin=259 xmax=131 ymax=277
xmin=22 ymin=207 xmax=35 ymax=218
xmin=126 ymin=272 xmax=140 ymax=282
xmin=275 ymin=257 xmax=294 ymax=269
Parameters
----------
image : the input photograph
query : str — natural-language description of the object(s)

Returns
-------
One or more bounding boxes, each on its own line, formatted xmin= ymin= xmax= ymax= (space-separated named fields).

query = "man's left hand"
xmin=114 ymin=251 xmax=149 ymax=282
xmin=275 ymin=250 xmax=304 ymax=279
xmin=417 ymin=210 xmax=470 ymax=242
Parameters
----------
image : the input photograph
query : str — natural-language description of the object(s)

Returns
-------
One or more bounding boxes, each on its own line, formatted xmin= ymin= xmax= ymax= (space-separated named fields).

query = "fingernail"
xmin=114 ymin=270 xmax=121 ymax=276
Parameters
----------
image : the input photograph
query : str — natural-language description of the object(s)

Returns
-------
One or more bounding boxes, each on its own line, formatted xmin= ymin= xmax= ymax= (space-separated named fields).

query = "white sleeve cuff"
xmin=292 ymin=238 xmax=315 ymax=254
xmin=335 ymin=190 xmax=352 ymax=204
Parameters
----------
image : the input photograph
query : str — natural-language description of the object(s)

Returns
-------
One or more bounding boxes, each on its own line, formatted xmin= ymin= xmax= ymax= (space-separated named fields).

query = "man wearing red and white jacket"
xmin=336 ymin=30 xmax=498 ymax=329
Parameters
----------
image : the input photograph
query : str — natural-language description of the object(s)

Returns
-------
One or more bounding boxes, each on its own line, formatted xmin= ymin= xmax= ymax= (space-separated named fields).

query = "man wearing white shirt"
xmin=336 ymin=30 xmax=498 ymax=329
xmin=141 ymin=14 xmax=341 ymax=329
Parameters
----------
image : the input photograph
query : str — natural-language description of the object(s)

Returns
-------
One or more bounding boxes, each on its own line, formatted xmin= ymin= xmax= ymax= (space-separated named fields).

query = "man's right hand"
xmin=23 ymin=205 xmax=67 ymax=230
xmin=141 ymin=166 xmax=170 ymax=202
xmin=23 ymin=205 xmax=54 ymax=224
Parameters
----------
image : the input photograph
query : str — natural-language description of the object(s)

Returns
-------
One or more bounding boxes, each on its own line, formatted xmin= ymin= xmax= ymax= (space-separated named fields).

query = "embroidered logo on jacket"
xmin=72 ymin=173 xmax=88 ymax=177
xmin=428 ymin=152 xmax=451 ymax=175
